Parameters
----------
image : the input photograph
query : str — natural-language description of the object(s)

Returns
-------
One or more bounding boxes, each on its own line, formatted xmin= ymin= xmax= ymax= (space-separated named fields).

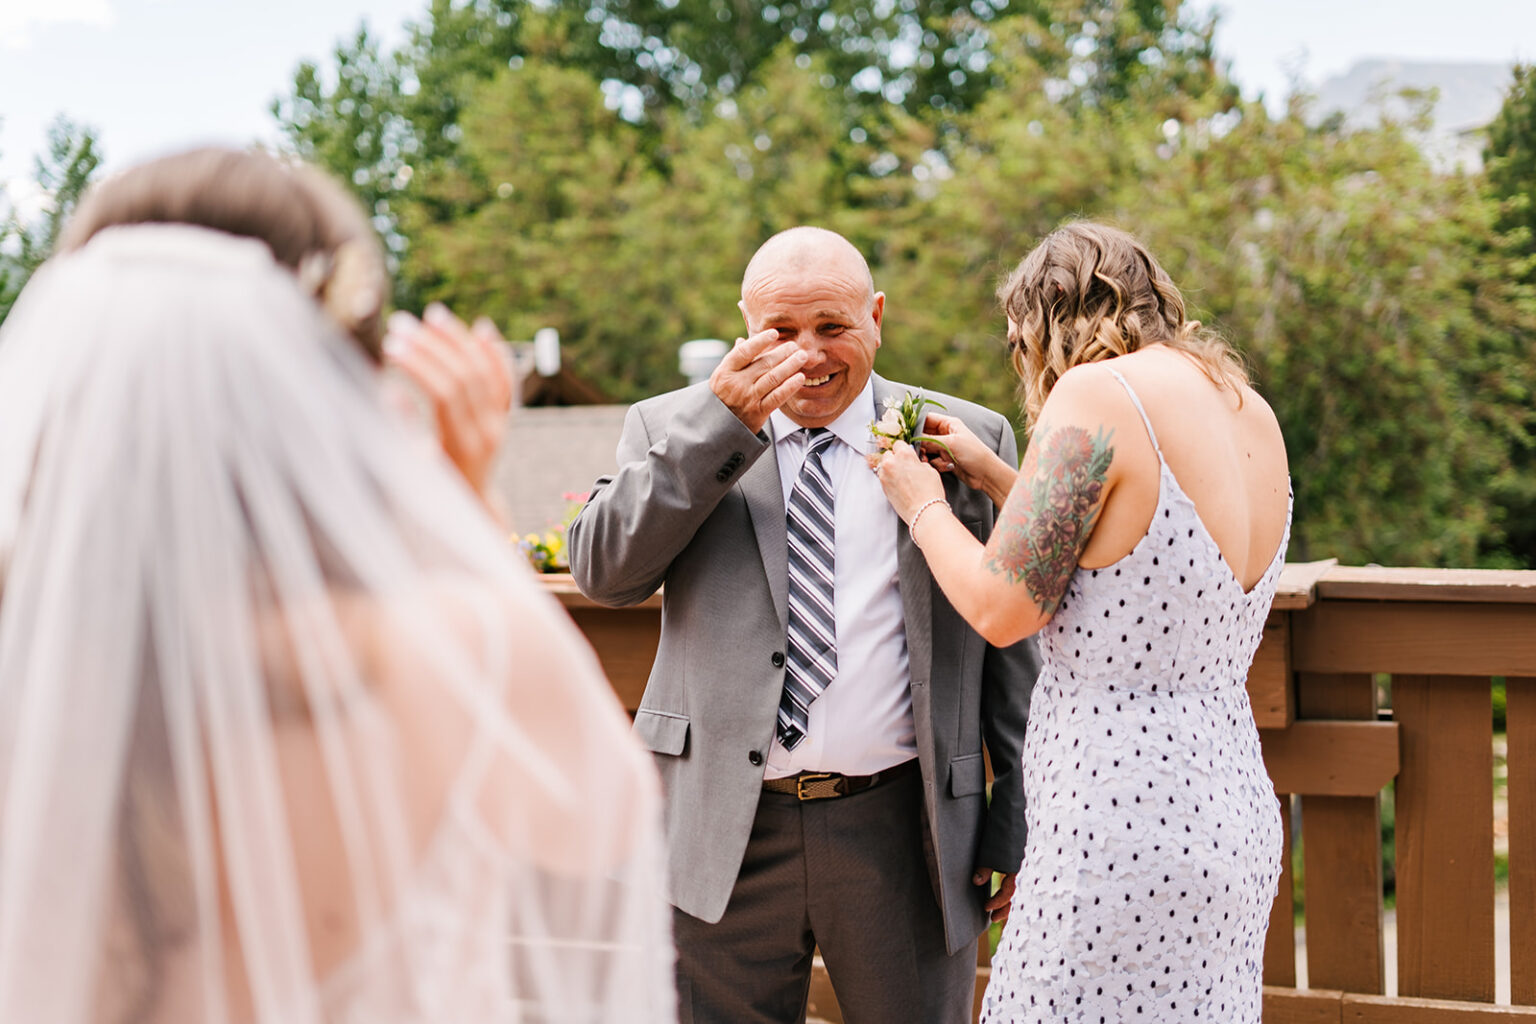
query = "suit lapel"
xmin=741 ymin=434 xmax=789 ymax=629
xmin=875 ymin=376 xmax=935 ymax=691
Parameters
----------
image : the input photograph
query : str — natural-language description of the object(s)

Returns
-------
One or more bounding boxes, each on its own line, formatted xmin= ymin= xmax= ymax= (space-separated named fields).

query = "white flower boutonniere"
xmin=868 ymin=390 xmax=952 ymax=458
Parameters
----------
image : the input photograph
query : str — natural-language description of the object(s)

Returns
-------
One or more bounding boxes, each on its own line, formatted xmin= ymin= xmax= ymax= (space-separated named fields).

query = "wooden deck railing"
xmin=542 ymin=563 xmax=1536 ymax=1023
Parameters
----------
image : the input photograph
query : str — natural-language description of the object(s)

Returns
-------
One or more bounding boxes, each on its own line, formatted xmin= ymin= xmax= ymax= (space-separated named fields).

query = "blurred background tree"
xmin=0 ymin=116 xmax=101 ymax=324
xmin=3 ymin=0 xmax=1531 ymax=568
xmin=1479 ymin=63 xmax=1536 ymax=566
xmin=265 ymin=0 xmax=1534 ymax=567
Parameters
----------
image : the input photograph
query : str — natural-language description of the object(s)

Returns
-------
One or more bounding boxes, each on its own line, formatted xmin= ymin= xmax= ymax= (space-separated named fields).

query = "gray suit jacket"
xmin=567 ymin=374 xmax=1038 ymax=955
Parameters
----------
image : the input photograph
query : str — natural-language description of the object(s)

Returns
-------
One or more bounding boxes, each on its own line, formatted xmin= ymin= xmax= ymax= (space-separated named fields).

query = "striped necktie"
xmin=778 ymin=427 xmax=838 ymax=750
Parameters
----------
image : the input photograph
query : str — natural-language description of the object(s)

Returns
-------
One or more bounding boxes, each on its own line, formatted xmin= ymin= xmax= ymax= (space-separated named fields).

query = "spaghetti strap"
xmin=1106 ymin=366 xmax=1162 ymax=456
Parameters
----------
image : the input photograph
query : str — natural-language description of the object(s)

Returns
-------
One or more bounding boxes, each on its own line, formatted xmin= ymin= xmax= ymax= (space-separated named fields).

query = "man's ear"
xmin=871 ymin=292 xmax=886 ymax=341
xmin=738 ymin=298 xmax=751 ymax=331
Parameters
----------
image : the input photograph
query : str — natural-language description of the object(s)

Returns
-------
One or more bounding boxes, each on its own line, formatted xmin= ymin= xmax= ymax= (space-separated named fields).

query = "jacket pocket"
xmin=634 ymin=708 xmax=690 ymax=756
xmin=948 ymin=752 xmax=986 ymax=797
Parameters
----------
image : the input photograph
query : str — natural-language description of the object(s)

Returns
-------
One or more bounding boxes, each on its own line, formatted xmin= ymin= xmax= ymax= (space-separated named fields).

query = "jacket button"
xmin=716 ymin=468 xmax=731 ymax=482
xmin=770 ymin=651 xmax=785 ymax=668
xmin=748 ymin=750 xmax=764 ymax=766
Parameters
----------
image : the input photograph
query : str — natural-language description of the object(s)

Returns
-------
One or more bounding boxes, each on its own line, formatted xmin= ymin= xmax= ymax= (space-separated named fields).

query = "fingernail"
xmin=382 ymin=333 xmax=408 ymax=357
xmin=387 ymin=310 xmax=419 ymax=335
xmin=424 ymin=303 xmax=453 ymax=327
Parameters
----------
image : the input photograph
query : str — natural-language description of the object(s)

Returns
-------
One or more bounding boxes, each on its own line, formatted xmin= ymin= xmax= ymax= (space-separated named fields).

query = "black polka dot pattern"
xmin=980 ymin=459 xmax=1292 ymax=1024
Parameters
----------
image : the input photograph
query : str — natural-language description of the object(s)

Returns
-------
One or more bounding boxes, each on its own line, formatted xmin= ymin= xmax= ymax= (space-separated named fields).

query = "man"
xmin=568 ymin=227 xmax=1038 ymax=1023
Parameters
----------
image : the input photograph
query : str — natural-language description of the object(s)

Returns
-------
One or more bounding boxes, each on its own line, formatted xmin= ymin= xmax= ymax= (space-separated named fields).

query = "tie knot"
xmin=804 ymin=427 xmax=835 ymax=454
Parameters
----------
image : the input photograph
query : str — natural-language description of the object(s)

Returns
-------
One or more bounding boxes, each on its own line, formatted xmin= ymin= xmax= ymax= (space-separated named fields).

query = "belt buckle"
xmin=796 ymin=772 xmax=841 ymax=801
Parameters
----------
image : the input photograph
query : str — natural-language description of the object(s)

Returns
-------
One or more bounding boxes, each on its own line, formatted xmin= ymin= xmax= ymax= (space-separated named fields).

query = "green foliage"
xmin=1486 ymin=63 xmax=1536 ymax=271
xmin=569 ymin=0 xmax=1022 ymax=120
xmin=271 ymin=27 xmax=411 ymax=242
xmin=0 ymin=117 xmax=102 ymax=326
xmin=275 ymin=0 xmax=1536 ymax=568
xmin=1479 ymin=64 xmax=1536 ymax=565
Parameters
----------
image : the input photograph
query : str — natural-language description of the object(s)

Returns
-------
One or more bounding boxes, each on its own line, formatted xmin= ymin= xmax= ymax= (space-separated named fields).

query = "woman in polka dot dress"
xmin=873 ymin=222 xmax=1291 ymax=1022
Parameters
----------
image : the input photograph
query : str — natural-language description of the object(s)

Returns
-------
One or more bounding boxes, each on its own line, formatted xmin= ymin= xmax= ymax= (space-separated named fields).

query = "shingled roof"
xmin=490 ymin=404 xmax=630 ymax=538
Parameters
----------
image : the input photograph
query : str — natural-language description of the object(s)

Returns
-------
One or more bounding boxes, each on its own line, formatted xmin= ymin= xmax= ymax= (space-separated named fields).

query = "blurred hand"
xmin=916 ymin=412 xmax=991 ymax=491
xmin=384 ymin=304 xmax=513 ymax=498
xmin=973 ymin=867 xmax=1016 ymax=924
xmin=709 ymin=329 xmax=809 ymax=433
xmin=872 ymin=440 xmax=945 ymax=525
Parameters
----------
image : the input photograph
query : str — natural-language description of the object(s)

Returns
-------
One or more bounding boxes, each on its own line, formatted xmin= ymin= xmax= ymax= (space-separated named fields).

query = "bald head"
xmin=741 ymin=226 xmax=875 ymax=307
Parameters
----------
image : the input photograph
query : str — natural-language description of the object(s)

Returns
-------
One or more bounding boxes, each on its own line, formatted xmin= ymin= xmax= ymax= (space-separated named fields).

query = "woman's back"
xmin=983 ymin=351 xmax=1289 ymax=1024
xmin=1073 ymin=345 xmax=1290 ymax=593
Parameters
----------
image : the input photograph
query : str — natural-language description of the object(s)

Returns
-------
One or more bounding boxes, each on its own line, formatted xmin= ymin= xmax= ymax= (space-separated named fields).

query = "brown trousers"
xmin=673 ymin=766 xmax=977 ymax=1024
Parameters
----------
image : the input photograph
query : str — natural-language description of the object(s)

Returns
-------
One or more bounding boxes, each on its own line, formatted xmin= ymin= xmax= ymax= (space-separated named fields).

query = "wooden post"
xmin=1296 ymin=670 xmax=1386 ymax=994
xmin=1264 ymin=792 xmax=1298 ymax=987
xmin=1393 ymin=674 xmax=1496 ymax=1002
xmin=1509 ymin=677 xmax=1536 ymax=1006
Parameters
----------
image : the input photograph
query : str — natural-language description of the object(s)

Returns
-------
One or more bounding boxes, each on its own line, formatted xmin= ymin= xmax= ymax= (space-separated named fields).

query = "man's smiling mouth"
xmin=803 ymin=374 xmax=832 ymax=386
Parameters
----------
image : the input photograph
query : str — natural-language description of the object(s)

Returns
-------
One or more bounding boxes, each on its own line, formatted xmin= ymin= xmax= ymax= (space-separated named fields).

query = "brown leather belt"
xmin=761 ymin=758 xmax=919 ymax=801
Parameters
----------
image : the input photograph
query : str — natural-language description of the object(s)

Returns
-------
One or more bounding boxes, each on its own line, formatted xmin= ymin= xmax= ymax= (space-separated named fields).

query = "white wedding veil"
xmin=0 ymin=225 xmax=675 ymax=1023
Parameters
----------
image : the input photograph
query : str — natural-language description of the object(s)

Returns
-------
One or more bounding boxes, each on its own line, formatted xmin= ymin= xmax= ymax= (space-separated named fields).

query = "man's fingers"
xmin=723 ymin=328 xmax=781 ymax=369
xmin=753 ymin=347 xmax=808 ymax=398
xmin=759 ymin=370 xmax=806 ymax=412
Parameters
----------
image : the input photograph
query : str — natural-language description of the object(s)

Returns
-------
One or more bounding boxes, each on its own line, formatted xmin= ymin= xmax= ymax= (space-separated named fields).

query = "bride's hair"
xmin=997 ymin=221 xmax=1247 ymax=425
xmin=59 ymin=146 xmax=388 ymax=360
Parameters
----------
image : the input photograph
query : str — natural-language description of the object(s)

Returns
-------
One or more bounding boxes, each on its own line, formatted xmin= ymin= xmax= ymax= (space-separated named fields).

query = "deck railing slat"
xmin=1394 ymin=674 xmax=1497 ymax=1002
xmin=1296 ymin=672 xmax=1386 ymax=994
xmin=1264 ymin=793 xmax=1299 ymax=987
xmin=1293 ymin=603 xmax=1536 ymax=677
xmin=1508 ymin=677 xmax=1536 ymax=1006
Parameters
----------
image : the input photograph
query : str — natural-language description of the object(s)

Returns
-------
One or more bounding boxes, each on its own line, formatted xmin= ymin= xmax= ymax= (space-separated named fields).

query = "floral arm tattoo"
xmin=985 ymin=423 xmax=1115 ymax=615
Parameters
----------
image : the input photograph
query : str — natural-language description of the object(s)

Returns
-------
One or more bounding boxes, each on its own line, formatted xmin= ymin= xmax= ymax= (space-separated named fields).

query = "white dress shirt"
xmin=764 ymin=381 xmax=916 ymax=778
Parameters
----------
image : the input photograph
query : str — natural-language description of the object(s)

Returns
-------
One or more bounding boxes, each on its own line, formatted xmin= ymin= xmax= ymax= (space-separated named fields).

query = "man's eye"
xmin=776 ymin=328 xmax=796 ymax=340
xmin=821 ymin=324 xmax=846 ymax=335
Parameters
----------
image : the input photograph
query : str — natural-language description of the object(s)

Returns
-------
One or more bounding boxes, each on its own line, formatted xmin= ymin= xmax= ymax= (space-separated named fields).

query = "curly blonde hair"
xmin=997 ymin=221 xmax=1247 ymax=425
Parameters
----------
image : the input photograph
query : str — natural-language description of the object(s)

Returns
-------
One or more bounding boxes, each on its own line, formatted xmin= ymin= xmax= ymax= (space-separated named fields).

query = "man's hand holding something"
xmin=974 ymin=868 xmax=1017 ymax=924
xmin=709 ymin=329 xmax=809 ymax=433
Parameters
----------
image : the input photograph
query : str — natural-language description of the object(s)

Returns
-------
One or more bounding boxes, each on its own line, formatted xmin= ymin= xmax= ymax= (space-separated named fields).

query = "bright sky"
xmin=2 ymin=0 xmax=1534 ymax=207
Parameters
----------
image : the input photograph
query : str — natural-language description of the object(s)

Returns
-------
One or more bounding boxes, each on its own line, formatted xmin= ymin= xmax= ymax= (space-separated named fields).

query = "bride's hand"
xmin=872 ymin=440 xmax=946 ymax=525
xmin=916 ymin=412 xmax=990 ymax=489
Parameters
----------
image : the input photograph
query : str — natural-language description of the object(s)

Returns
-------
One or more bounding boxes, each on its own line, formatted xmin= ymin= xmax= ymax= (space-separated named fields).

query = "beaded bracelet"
xmin=907 ymin=497 xmax=951 ymax=549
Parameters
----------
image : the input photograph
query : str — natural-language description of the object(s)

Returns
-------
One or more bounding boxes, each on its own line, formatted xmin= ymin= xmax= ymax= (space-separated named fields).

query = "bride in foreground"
xmin=0 ymin=157 xmax=674 ymax=1023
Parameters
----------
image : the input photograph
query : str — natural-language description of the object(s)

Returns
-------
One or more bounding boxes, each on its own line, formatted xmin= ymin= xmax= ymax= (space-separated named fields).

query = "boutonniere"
xmin=869 ymin=390 xmax=952 ymax=458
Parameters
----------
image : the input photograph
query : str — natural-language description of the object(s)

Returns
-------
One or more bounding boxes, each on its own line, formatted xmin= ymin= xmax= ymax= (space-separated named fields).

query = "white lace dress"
xmin=981 ymin=371 xmax=1289 ymax=1023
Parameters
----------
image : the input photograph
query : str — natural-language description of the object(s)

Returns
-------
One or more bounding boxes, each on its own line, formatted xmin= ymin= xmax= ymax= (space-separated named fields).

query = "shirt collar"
xmin=770 ymin=378 xmax=877 ymax=454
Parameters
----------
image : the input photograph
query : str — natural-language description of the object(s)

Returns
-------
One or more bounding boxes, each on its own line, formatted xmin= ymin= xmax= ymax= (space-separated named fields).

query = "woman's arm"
xmin=876 ymin=368 xmax=1119 ymax=646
